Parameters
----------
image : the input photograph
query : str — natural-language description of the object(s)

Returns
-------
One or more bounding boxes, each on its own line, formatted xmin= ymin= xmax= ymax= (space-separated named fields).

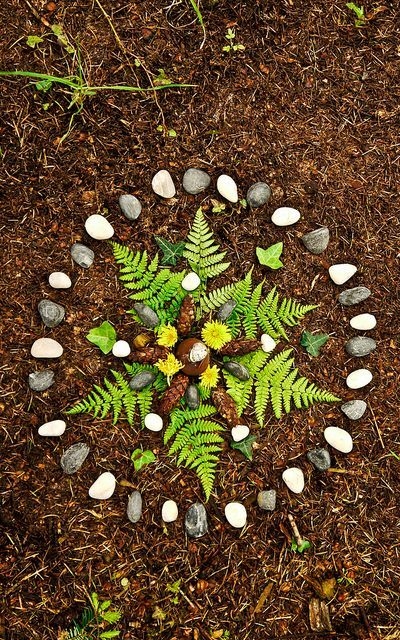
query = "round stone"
xmin=38 ymin=300 xmax=65 ymax=328
xmin=282 ymin=467 xmax=305 ymax=494
xmin=119 ymin=194 xmax=142 ymax=220
xmin=246 ymin=182 xmax=271 ymax=208
xmin=185 ymin=384 xmax=200 ymax=410
xmin=224 ymin=502 xmax=247 ymax=528
xmin=38 ymin=419 xmax=66 ymax=436
xmin=144 ymin=412 xmax=163 ymax=432
xmin=257 ymin=489 xmax=277 ymax=511
xmin=338 ymin=286 xmax=371 ymax=306
xmin=182 ymin=168 xmax=211 ymax=195
xmin=345 ymin=336 xmax=376 ymax=357
xmin=185 ymin=503 xmax=208 ymax=538
xmin=162 ymin=500 xmax=179 ymax=523
xmin=261 ymin=334 xmax=276 ymax=352
xmin=152 ymin=170 xmax=176 ymax=198
xmin=127 ymin=491 xmax=143 ymax=523
xmin=112 ymin=340 xmax=131 ymax=358
xmin=271 ymin=207 xmax=300 ymax=227
xmin=350 ymin=313 xmax=377 ymax=331
xmin=133 ymin=303 xmax=160 ymax=328
xmin=231 ymin=425 xmax=250 ymax=442
xmin=129 ymin=371 xmax=156 ymax=391
xmin=346 ymin=368 xmax=373 ymax=389
xmin=341 ymin=399 xmax=367 ymax=420
xmin=301 ymin=227 xmax=330 ymax=254
xmin=85 ymin=214 xmax=114 ymax=240
xmin=61 ymin=443 xmax=90 ymax=474
xmin=31 ymin=338 xmax=63 ymax=359
xmin=89 ymin=472 xmax=116 ymax=500
xmin=28 ymin=369 xmax=55 ymax=391
xmin=306 ymin=448 xmax=331 ymax=471
xmin=324 ymin=426 xmax=353 ymax=453
xmin=181 ymin=272 xmax=201 ymax=291
xmin=329 ymin=263 xmax=357 ymax=285
xmin=71 ymin=242 xmax=94 ymax=269
xmin=48 ymin=272 xmax=72 ymax=289
xmin=216 ymin=174 xmax=238 ymax=203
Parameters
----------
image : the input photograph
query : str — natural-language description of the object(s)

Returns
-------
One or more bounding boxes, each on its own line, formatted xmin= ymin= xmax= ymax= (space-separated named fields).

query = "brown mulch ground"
xmin=0 ymin=1 xmax=399 ymax=638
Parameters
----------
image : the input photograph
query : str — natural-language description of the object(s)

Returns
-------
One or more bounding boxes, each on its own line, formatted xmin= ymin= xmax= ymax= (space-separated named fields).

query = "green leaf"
xmin=86 ymin=321 xmax=117 ymax=354
xmin=35 ymin=78 xmax=53 ymax=92
xmin=155 ymin=236 xmax=185 ymax=266
xmin=131 ymin=448 xmax=156 ymax=472
xmin=26 ymin=35 xmax=44 ymax=48
xmin=230 ymin=434 xmax=257 ymax=460
xmin=291 ymin=538 xmax=311 ymax=553
xmin=90 ymin=592 xmax=99 ymax=612
xmin=256 ymin=243 xmax=283 ymax=270
xmin=300 ymin=331 xmax=329 ymax=357
xmin=100 ymin=631 xmax=120 ymax=639
xmin=101 ymin=611 xmax=122 ymax=624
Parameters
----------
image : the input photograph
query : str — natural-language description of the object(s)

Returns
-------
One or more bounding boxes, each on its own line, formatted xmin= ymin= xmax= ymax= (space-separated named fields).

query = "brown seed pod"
xmin=218 ymin=338 xmax=260 ymax=356
xmin=212 ymin=387 xmax=239 ymax=427
xmin=130 ymin=346 xmax=170 ymax=364
xmin=176 ymin=294 xmax=196 ymax=336
xmin=157 ymin=374 xmax=190 ymax=417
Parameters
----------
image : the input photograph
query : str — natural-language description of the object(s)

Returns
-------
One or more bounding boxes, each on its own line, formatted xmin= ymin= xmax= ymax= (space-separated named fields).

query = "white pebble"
xmin=224 ymin=502 xmax=247 ymax=528
xmin=144 ymin=412 xmax=163 ymax=432
xmin=346 ymin=368 xmax=373 ymax=389
xmin=152 ymin=170 xmax=176 ymax=198
xmin=112 ymin=340 xmax=131 ymax=358
xmin=216 ymin=175 xmax=239 ymax=203
xmin=350 ymin=313 xmax=376 ymax=331
xmin=181 ymin=272 xmax=201 ymax=292
xmin=282 ymin=467 xmax=305 ymax=494
xmin=89 ymin=472 xmax=116 ymax=500
xmin=38 ymin=419 xmax=66 ymax=436
xmin=261 ymin=333 xmax=276 ymax=352
xmin=328 ymin=263 xmax=357 ymax=285
xmin=31 ymin=337 xmax=63 ymax=358
xmin=324 ymin=426 xmax=353 ymax=453
xmin=48 ymin=272 xmax=72 ymax=289
xmin=162 ymin=500 xmax=179 ymax=523
xmin=231 ymin=424 xmax=250 ymax=442
xmin=84 ymin=214 xmax=114 ymax=240
xmin=271 ymin=207 xmax=300 ymax=227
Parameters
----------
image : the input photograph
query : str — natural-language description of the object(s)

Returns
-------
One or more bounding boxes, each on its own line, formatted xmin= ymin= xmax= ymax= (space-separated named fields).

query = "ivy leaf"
xmin=131 ymin=448 xmax=156 ymax=472
xmin=86 ymin=321 xmax=117 ymax=354
xmin=256 ymin=243 xmax=283 ymax=270
xmin=230 ymin=434 xmax=257 ymax=460
xmin=26 ymin=35 xmax=44 ymax=48
xmin=300 ymin=331 xmax=329 ymax=357
xmin=155 ymin=236 xmax=185 ymax=266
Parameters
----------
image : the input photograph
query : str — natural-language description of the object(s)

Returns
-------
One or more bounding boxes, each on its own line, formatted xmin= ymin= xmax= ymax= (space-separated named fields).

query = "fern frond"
xmin=164 ymin=404 xmax=216 ymax=443
xmin=137 ymin=387 xmax=153 ymax=426
xmin=226 ymin=269 xmax=253 ymax=337
xmin=242 ymin=280 xmax=264 ymax=338
xmin=183 ymin=208 xmax=230 ymax=284
xmin=223 ymin=372 xmax=253 ymax=416
xmin=200 ymin=282 xmax=237 ymax=314
xmin=258 ymin=287 xmax=318 ymax=340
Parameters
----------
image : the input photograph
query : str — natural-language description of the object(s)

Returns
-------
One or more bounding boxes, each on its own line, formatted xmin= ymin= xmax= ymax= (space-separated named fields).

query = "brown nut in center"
xmin=175 ymin=338 xmax=210 ymax=376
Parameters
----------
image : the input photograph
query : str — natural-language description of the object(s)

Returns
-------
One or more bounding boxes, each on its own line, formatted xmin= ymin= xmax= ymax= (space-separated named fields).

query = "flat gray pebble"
xmin=223 ymin=361 xmax=250 ymax=381
xmin=246 ymin=182 xmax=271 ymax=208
xmin=217 ymin=299 xmax=237 ymax=322
xmin=182 ymin=168 xmax=211 ymax=195
xmin=28 ymin=369 xmax=55 ymax=391
xmin=338 ymin=286 xmax=371 ymax=306
xmin=345 ymin=336 xmax=376 ymax=357
xmin=38 ymin=300 xmax=65 ymax=328
xmin=61 ymin=443 xmax=90 ymax=474
xmin=341 ymin=399 xmax=367 ymax=420
xmin=185 ymin=384 xmax=200 ymax=410
xmin=129 ymin=371 xmax=156 ymax=391
xmin=119 ymin=194 xmax=142 ymax=220
xmin=257 ymin=489 xmax=276 ymax=511
xmin=133 ymin=303 xmax=159 ymax=328
xmin=185 ymin=503 xmax=208 ymax=538
xmin=307 ymin=447 xmax=331 ymax=471
xmin=127 ymin=491 xmax=143 ymax=523
xmin=301 ymin=227 xmax=330 ymax=254
xmin=71 ymin=242 xmax=94 ymax=268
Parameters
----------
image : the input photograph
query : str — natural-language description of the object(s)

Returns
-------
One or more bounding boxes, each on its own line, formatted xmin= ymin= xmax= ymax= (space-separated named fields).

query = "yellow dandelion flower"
xmin=200 ymin=365 xmax=220 ymax=389
xmin=201 ymin=321 xmax=232 ymax=350
xmin=156 ymin=324 xmax=178 ymax=348
xmin=155 ymin=353 xmax=184 ymax=383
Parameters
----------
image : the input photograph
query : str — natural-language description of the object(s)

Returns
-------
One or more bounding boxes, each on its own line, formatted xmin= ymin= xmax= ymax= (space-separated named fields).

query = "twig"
xmin=288 ymin=513 xmax=304 ymax=547
xmin=23 ymin=0 xmax=51 ymax=27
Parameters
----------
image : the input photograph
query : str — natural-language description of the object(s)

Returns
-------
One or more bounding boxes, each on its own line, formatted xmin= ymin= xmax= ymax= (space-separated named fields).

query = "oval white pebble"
xmin=324 ymin=426 xmax=353 ymax=453
xmin=231 ymin=424 xmax=250 ymax=442
xmin=217 ymin=174 xmax=238 ymax=203
xmin=181 ymin=272 xmax=201 ymax=292
xmin=162 ymin=500 xmax=179 ymax=523
xmin=328 ymin=263 xmax=357 ymax=285
xmin=282 ymin=467 xmax=305 ymax=494
xmin=38 ymin=419 xmax=66 ymax=436
xmin=48 ymin=272 xmax=72 ymax=289
xmin=112 ymin=340 xmax=131 ymax=358
xmin=225 ymin=502 xmax=247 ymax=528
xmin=144 ymin=412 xmax=163 ymax=432
xmin=152 ymin=170 xmax=176 ymax=198
xmin=271 ymin=207 xmax=300 ymax=227
xmin=31 ymin=337 xmax=63 ymax=358
xmin=346 ymin=368 xmax=373 ymax=389
xmin=261 ymin=333 xmax=276 ymax=352
xmin=85 ymin=214 xmax=114 ymax=240
xmin=350 ymin=313 xmax=376 ymax=331
xmin=89 ymin=472 xmax=116 ymax=500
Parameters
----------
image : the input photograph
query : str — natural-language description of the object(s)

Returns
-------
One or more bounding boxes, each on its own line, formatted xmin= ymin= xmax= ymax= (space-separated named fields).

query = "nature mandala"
xmin=67 ymin=208 xmax=340 ymax=500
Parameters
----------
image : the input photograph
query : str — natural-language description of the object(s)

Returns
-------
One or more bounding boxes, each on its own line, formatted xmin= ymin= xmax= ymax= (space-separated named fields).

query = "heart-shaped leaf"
xmin=300 ymin=331 xmax=329 ymax=357
xmin=86 ymin=321 xmax=117 ymax=354
xmin=256 ymin=242 xmax=283 ymax=269
xmin=131 ymin=448 xmax=156 ymax=472
xmin=230 ymin=434 xmax=257 ymax=460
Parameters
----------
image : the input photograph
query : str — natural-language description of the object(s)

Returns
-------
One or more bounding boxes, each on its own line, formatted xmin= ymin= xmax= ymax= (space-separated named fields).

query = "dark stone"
xmin=38 ymin=300 xmax=65 ymax=328
xmin=185 ymin=384 xmax=200 ymax=409
xmin=223 ymin=361 xmax=250 ymax=381
xmin=301 ymin=227 xmax=330 ymax=254
xmin=307 ymin=447 xmax=331 ymax=471
xmin=127 ymin=491 xmax=142 ymax=523
xmin=133 ymin=303 xmax=159 ymax=328
xmin=71 ymin=242 xmax=94 ymax=268
xmin=338 ymin=286 xmax=371 ymax=306
xmin=182 ymin=168 xmax=211 ymax=195
xmin=341 ymin=399 xmax=367 ymax=420
xmin=119 ymin=194 xmax=142 ymax=220
xmin=61 ymin=443 xmax=90 ymax=474
xmin=257 ymin=489 xmax=276 ymax=511
xmin=246 ymin=182 xmax=271 ymax=208
xmin=217 ymin=299 xmax=237 ymax=322
xmin=129 ymin=371 xmax=156 ymax=391
xmin=28 ymin=369 xmax=55 ymax=391
xmin=345 ymin=336 xmax=376 ymax=357
xmin=185 ymin=503 xmax=208 ymax=538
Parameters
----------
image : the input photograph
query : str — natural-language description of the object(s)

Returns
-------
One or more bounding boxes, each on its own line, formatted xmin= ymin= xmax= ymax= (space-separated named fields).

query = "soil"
xmin=0 ymin=1 xmax=399 ymax=639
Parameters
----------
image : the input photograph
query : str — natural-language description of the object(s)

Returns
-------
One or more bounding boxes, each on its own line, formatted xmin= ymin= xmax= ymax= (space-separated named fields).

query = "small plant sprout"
xmin=288 ymin=513 xmax=312 ymax=553
xmin=66 ymin=591 xmax=122 ymax=639
xmin=346 ymin=2 xmax=366 ymax=27
xmin=222 ymin=28 xmax=245 ymax=54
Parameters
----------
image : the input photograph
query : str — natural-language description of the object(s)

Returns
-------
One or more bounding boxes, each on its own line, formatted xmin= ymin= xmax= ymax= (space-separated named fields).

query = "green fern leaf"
xmin=183 ymin=208 xmax=230 ymax=285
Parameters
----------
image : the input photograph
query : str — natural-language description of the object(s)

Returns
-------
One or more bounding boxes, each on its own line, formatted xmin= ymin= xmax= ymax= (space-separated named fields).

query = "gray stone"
xmin=301 ymin=227 xmax=330 ymax=254
xmin=338 ymin=286 xmax=371 ymax=306
xmin=127 ymin=491 xmax=142 ymax=523
xmin=38 ymin=300 xmax=65 ymax=328
xmin=246 ymin=182 xmax=271 ymax=208
xmin=28 ymin=369 xmax=55 ymax=391
xmin=133 ymin=303 xmax=159 ymax=328
xmin=257 ymin=489 xmax=276 ymax=511
xmin=71 ymin=242 xmax=94 ymax=268
xmin=185 ymin=503 xmax=208 ymax=538
xmin=307 ymin=447 xmax=331 ymax=472
xmin=341 ymin=399 xmax=367 ymax=420
xmin=185 ymin=384 xmax=200 ymax=410
xmin=223 ymin=361 xmax=250 ymax=381
xmin=217 ymin=299 xmax=237 ymax=322
xmin=61 ymin=443 xmax=90 ymax=474
xmin=119 ymin=194 xmax=142 ymax=221
xmin=183 ymin=168 xmax=211 ymax=195
xmin=129 ymin=371 xmax=156 ymax=391
xmin=345 ymin=336 xmax=376 ymax=357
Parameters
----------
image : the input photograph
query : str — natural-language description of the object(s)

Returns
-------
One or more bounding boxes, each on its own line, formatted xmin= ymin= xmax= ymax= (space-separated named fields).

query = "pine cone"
xmin=176 ymin=295 xmax=196 ymax=336
xmin=130 ymin=346 xmax=170 ymax=364
xmin=218 ymin=338 xmax=260 ymax=356
xmin=158 ymin=374 xmax=189 ymax=417
xmin=212 ymin=387 xmax=239 ymax=427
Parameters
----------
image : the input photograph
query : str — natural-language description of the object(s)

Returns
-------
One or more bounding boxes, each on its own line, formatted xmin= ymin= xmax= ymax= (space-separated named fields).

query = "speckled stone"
xmin=71 ymin=243 xmax=94 ymax=268
xmin=119 ymin=194 xmax=142 ymax=220
xmin=345 ymin=336 xmax=376 ymax=357
xmin=185 ymin=384 xmax=200 ymax=409
xmin=185 ymin=503 xmax=208 ymax=538
xmin=127 ymin=491 xmax=142 ymax=523
xmin=341 ymin=399 xmax=367 ymax=420
xmin=129 ymin=371 xmax=156 ymax=391
xmin=246 ymin=182 xmax=271 ymax=208
xmin=301 ymin=227 xmax=330 ymax=254
xmin=28 ymin=369 xmax=55 ymax=391
xmin=257 ymin=489 xmax=277 ymax=511
xmin=38 ymin=299 xmax=65 ymax=328
xmin=182 ymin=168 xmax=211 ymax=194
xmin=338 ymin=286 xmax=371 ymax=306
xmin=61 ymin=443 xmax=90 ymax=474
xmin=307 ymin=448 xmax=331 ymax=471
xmin=133 ymin=303 xmax=159 ymax=328
xmin=223 ymin=361 xmax=250 ymax=381
xmin=217 ymin=299 xmax=236 ymax=321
